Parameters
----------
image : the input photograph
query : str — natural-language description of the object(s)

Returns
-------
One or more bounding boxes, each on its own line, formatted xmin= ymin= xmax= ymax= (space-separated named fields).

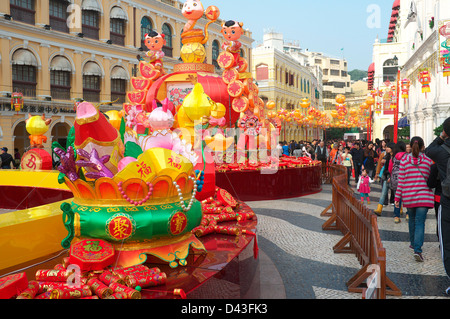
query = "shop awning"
xmin=110 ymin=6 xmax=128 ymax=20
xmin=83 ymin=61 xmax=103 ymax=76
xmin=81 ymin=0 xmax=102 ymax=12
xmin=398 ymin=117 xmax=410 ymax=128
xmin=50 ymin=56 xmax=72 ymax=72
xmin=12 ymin=49 xmax=38 ymax=67
xmin=110 ymin=66 xmax=129 ymax=80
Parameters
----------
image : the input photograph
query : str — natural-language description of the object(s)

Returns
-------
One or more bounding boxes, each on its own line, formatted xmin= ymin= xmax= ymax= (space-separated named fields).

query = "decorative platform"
xmin=0 ymin=201 xmax=259 ymax=299
xmin=216 ymin=165 xmax=322 ymax=201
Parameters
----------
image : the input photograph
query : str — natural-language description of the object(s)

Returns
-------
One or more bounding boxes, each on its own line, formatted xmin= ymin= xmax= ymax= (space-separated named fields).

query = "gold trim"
xmin=75 ymin=111 xmax=100 ymax=126
xmin=75 ymin=134 xmax=121 ymax=150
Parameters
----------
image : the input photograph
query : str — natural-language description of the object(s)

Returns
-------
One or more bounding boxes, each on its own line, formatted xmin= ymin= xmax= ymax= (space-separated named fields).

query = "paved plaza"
xmin=249 ymin=180 xmax=450 ymax=299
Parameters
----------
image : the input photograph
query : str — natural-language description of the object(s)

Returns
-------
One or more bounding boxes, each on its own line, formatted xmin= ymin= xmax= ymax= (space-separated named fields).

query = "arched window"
xmin=161 ymin=23 xmax=173 ymax=57
xmin=383 ymin=57 xmax=399 ymax=83
xmin=49 ymin=0 xmax=69 ymax=33
xmin=256 ymin=64 xmax=269 ymax=81
xmin=110 ymin=66 xmax=129 ymax=104
xmin=212 ymin=40 xmax=220 ymax=69
xmin=12 ymin=49 xmax=38 ymax=97
xmin=50 ymin=56 xmax=72 ymax=100
xmin=141 ymin=16 xmax=153 ymax=48
xmin=83 ymin=61 xmax=102 ymax=102
xmin=10 ymin=0 xmax=35 ymax=25
xmin=81 ymin=0 xmax=101 ymax=40
xmin=110 ymin=6 xmax=127 ymax=46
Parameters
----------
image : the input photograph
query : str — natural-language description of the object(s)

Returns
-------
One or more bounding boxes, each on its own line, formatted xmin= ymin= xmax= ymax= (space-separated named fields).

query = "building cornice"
xmin=0 ymin=20 xmax=139 ymax=63
xmin=401 ymin=30 xmax=437 ymax=73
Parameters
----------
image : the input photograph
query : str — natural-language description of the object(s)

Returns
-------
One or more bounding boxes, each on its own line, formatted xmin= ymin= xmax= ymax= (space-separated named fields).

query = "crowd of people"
xmin=280 ymin=124 xmax=450 ymax=295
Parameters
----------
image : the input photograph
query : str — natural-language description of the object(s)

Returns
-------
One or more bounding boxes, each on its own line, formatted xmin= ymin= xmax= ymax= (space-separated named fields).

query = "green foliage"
xmin=348 ymin=69 xmax=368 ymax=81
xmin=435 ymin=124 xmax=444 ymax=137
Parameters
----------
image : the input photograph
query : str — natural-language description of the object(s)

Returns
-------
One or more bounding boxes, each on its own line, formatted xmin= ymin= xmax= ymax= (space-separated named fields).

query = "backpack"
xmin=390 ymin=153 xmax=407 ymax=190
xmin=441 ymin=145 xmax=450 ymax=198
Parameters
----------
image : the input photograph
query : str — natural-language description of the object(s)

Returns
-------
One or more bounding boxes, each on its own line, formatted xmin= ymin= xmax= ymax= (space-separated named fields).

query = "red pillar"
xmin=394 ymin=70 xmax=400 ymax=143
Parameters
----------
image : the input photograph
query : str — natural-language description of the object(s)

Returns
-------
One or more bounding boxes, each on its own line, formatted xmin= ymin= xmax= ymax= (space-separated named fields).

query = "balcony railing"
xmin=51 ymin=85 xmax=71 ymax=101
xmin=13 ymin=81 xmax=37 ymax=97
xmin=83 ymin=89 xmax=100 ymax=103
xmin=162 ymin=46 xmax=173 ymax=58
xmin=111 ymin=92 xmax=126 ymax=105
xmin=10 ymin=4 xmax=35 ymax=25
xmin=49 ymin=15 xmax=69 ymax=33
xmin=82 ymin=25 xmax=99 ymax=40
xmin=110 ymin=32 xmax=125 ymax=46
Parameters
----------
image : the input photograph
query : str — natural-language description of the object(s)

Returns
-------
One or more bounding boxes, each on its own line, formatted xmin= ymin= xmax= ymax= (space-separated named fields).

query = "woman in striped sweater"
xmin=394 ymin=137 xmax=434 ymax=262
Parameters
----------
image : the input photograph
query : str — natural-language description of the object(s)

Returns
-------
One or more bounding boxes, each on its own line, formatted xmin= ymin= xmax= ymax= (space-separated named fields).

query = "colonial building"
xmin=304 ymin=51 xmax=352 ymax=111
xmin=369 ymin=0 xmax=450 ymax=144
xmin=0 ymin=0 xmax=254 ymax=157
xmin=252 ymin=31 xmax=323 ymax=142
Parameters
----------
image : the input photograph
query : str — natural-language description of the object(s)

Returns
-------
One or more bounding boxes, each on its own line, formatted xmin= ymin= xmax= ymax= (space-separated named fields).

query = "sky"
xmin=191 ymin=0 xmax=396 ymax=71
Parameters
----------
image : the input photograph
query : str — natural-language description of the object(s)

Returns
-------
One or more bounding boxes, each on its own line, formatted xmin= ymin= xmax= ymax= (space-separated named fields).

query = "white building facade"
xmin=370 ymin=0 xmax=450 ymax=145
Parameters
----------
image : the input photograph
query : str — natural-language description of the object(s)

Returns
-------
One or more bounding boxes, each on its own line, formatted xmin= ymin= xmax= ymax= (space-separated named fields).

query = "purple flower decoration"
xmin=76 ymin=148 xmax=114 ymax=180
xmin=54 ymin=146 xmax=79 ymax=182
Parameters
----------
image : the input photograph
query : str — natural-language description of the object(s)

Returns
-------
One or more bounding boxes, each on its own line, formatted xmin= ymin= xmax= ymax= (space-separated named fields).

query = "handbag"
xmin=379 ymin=166 xmax=385 ymax=178
xmin=412 ymin=162 xmax=432 ymax=190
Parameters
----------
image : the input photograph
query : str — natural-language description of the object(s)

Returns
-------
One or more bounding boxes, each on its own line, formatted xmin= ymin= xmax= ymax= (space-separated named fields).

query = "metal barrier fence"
xmin=321 ymin=164 xmax=402 ymax=299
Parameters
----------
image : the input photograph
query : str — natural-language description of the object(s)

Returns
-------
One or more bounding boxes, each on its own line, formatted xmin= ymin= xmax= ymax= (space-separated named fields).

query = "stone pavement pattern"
xmin=247 ymin=179 xmax=450 ymax=299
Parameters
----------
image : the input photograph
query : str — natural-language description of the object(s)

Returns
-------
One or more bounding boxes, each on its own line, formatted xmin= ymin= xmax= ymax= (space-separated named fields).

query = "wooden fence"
xmin=321 ymin=164 xmax=402 ymax=299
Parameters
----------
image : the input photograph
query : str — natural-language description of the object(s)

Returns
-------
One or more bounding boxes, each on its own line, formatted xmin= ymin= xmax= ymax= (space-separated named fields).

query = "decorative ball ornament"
xmin=180 ymin=42 xmax=207 ymax=64
xmin=266 ymin=100 xmax=276 ymax=110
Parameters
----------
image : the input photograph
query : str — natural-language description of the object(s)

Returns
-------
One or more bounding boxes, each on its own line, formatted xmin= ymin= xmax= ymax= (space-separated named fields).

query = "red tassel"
xmin=174 ymin=289 xmax=186 ymax=299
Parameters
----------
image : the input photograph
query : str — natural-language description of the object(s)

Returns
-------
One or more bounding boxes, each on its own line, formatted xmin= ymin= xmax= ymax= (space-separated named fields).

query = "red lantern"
xmin=418 ymin=70 xmax=431 ymax=95
xmin=401 ymin=78 xmax=411 ymax=99
xmin=11 ymin=92 xmax=23 ymax=113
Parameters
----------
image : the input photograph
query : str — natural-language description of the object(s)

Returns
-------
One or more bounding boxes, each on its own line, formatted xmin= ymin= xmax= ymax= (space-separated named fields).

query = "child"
xmin=357 ymin=169 xmax=374 ymax=205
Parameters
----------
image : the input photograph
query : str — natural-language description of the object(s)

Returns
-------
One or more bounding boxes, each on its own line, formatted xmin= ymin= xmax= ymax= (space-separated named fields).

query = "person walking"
xmin=395 ymin=137 xmax=434 ymax=262
xmin=362 ymin=142 xmax=378 ymax=179
xmin=282 ymin=142 xmax=290 ymax=156
xmin=389 ymin=141 xmax=407 ymax=223
xmin=315 ymin=140 xmax=328 ymax=178
xmin=425 ymin=118 xmax=450 ymax=292
xmin=0 ymin=147 xmax=13 ymax=169
xmin=357 ymin=169 xmax=374 ymax=205
xmin=342 ymin=147 xmax=353 ymax=185
xmin=351 ymin=142 xmax=364 ymax=183
xmin=374 ymin=142 xmax=395 ymax=217
xmin=427 ymin=163 xmax=442 ymax=240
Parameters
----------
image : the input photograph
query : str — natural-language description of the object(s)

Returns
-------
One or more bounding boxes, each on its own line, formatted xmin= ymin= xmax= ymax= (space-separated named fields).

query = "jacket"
xmin=425 ymin=136 xmax=450 ymax=184
xmin=394 ymin=153 xmax=434 ymax=208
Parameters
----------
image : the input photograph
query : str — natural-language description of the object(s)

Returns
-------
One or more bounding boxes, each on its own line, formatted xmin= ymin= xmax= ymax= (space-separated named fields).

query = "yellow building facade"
xmin=0 ymin=0 xmax=254 ymax=158
xmin=252 ymin=32 xmax=323 ymax=142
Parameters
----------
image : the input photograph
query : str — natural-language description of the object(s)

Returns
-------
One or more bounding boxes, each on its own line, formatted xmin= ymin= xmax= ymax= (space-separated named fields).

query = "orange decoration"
xmin=227 ymin=80 xmax=244 ymax=98
xmin=222 ymin=68 xmax=239 ymax=84
xmin=266 ymin=100 xmax=276 ymax=110
xmin=231 ymin=96 xmax=249 ymax=113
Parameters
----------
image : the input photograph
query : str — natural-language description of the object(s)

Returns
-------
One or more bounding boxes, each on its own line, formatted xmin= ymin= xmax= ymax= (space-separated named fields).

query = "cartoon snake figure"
xmin=180 ymin=0 xmax=220 ymax=64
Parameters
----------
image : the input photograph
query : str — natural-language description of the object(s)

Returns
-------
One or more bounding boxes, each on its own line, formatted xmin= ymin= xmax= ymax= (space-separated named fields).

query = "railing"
xmin=321 ymin=164 xmax=402 ymax=299
xmin=13 ymin=81 xmax=37 ymax=98
xmin=110 ymin=32 xmax=125 ymax=46
xmin=51 ymin=85 xmax=71 ymax=101
xmin=10 ymin=4 xmax=35 ymax=25
xmin=49 ymin=15 xmax=69 ymax=33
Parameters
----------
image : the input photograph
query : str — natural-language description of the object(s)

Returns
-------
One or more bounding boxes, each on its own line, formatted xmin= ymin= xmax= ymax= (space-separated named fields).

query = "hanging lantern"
xmin=401 ymin=78 xmax=411 ymax=99
xmin=11 ymin=92 xmax=23 ymax=113
xmin=335 ymin=94 xmax=346 ymax=104
xmin=418 ymin=69 xmax=432 ymax=95
xmin=299 ymin=98 xmax=310 ymax=109
xmin=390 ymin=86 xmax=397 ymax=109
xmin=266 ymin=100 xmax=276 ymax=110
xmin=365 ymin=96 xmax=375 ymax=106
